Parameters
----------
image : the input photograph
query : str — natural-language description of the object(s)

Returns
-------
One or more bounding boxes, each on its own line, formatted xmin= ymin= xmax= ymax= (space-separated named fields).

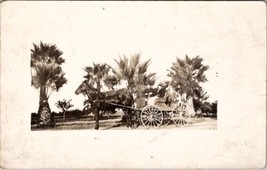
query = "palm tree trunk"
xmin=38 ymin=85 xmax=52 ymax=126
xmin=38 ymin=101 xmax=52 ymax=126
xmin=186 ymin=97 xmax=195 ymax=117
xmin=125 ymin=109 xmax=132 ymax=128
xmin=39 ymin=85 xmax=47 ymax=105
xmin=94 ymin=101 xmax=100 ymax=130
xmin=94 ymin=84 xmax=102 ymax=130
xmin=63 ymin=110 xmax=66 ymax=119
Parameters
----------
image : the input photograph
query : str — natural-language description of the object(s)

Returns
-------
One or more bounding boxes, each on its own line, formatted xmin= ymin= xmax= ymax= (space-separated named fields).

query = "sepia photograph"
xmin=30 ymin=42 xmax=218 ymax=131
xmin=1 ymin=1 xmax=265 ymax=169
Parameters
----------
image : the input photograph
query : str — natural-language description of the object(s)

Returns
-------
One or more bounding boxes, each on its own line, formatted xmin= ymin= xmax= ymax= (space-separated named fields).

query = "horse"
xmin=75 ymin=81 xmax=134 ymax=129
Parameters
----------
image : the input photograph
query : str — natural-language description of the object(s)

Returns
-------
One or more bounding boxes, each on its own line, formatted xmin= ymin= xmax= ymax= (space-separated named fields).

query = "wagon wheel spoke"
xmin=143 ymin=119 xmax=149 ymax=126
xmin=154 ymin=116 xmax=162 ymax=121
xmin=142 ymin=116 xmax=148 ymax=121
xmin=149 ymin=121 xmax=153 ymax=127
xmin=181 ymin=119 xmax=185 ymax=125
xmin=142 ymin=111 xmax=149 ymax=116
xmin=154 ymin=113 xmax=162 ymax=118
xmin=176 ymin=118 xmax=180 ymax=125
xmin=154 ymin=112 xmax=163 ymax=125
xmin=174 ymin=117 xmax=181 ymax=125
xmin=155 ymin=121 xmax=160 ymax=127
xmin=154 ymin=119 xmax=161 ymax=126
xmin=154 ymin=111 xmax=162 ymax=116
xmin=151 ymin=121 xmax=155 ymax=127
xmin=150 ymin=120 xmax=154 ymax=127
xmin=152 ymin=120 xmax=157 ymax=127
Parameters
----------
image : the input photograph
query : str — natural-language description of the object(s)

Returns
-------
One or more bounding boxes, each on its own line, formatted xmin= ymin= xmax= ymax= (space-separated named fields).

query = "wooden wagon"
xmin=127 ymin=96 xmax=191 ymax=128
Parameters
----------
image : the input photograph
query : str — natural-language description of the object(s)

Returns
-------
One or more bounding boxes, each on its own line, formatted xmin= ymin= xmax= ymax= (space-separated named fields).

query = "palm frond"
xmin=31 ymin=42 xmax=65 ymax=66
xmin=168 ymin=55 xmax=209 ymax=98
xmin=138 ymin=59 xmax=151 ymax=74
xmin=32 ymin=61 xmax=67 ymax=92
xmin=130 ymin=53 xmax=140 ymax=69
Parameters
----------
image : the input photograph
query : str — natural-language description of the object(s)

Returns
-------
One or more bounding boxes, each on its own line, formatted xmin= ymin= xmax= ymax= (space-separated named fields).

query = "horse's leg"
xmin=100 ymin=110 xmax=104 ymax=118
xmin=119 ymin=109 xmax=123 ymax=118
xmin=124 ymin=109 xmax=129 ymax=127
xmin=125 ymin=109 xmax=132 ymax=128
xmin=103 ymin=110 xmax=108 ymax=118
xmin=99 ymin=103 xmax=104 ymax=118
xmin=129 ymin=109 xmax=132 ymax=127
xmin=107 ymin=110 xmax=110 ymax=118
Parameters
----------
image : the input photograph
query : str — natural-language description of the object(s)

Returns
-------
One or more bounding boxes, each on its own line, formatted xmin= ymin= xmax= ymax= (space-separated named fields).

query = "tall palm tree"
xmin=31 ymin=42 xmax=67 ymax=126
xmin=167 ymin=55 xmax=209 ymax=116
xmin=167 ymin=55 xmax=209 ymax=98
xmin=83 ymin=63 xmax=111 ymax=129
xmin=114 ymin=53 xmax=156 ymax=96
xmin=113 ymin=54 xmax=156 ymax=127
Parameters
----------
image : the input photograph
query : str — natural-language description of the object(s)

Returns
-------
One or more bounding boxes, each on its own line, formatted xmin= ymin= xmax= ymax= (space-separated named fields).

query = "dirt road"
xmin=104 ymin=117 xmax=217 ymax=130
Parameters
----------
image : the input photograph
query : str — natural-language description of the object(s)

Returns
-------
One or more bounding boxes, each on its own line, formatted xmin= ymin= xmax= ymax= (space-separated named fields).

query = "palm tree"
xmin=113 ymin=54 xmax=156 ymax=127
xmin=114 ymin=53 xmax=156 ymax=96
xmin=31 ymin=42 xmax=67 ymax=126
xmin=168 ymin=55 xmax=209 ymax=98
xmin=168 ymin=55 xmax=209 ymax=116
xmin=83 ymin=63 xmax=111 ymax=129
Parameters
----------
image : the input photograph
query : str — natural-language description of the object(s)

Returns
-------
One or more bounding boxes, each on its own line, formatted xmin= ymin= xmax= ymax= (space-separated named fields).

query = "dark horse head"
xmin=75 ymin=80 xmax=98 ymax=98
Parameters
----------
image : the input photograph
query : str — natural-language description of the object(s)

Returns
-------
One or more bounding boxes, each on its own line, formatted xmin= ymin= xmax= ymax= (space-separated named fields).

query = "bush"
xmin=62 ymin=109 xmax=87 ymax=119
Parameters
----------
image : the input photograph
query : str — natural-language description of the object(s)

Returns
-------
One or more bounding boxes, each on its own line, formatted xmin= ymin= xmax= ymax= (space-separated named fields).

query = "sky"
xmin=2 ymin=1 xmax=265 ymax=112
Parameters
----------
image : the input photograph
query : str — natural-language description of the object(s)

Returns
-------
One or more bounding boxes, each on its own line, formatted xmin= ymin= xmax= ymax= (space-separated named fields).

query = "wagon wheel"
xmin=172 ymin=104 xmax=191 ymax=127
xmin=141 ymin=105 xmax=163 ymax=128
